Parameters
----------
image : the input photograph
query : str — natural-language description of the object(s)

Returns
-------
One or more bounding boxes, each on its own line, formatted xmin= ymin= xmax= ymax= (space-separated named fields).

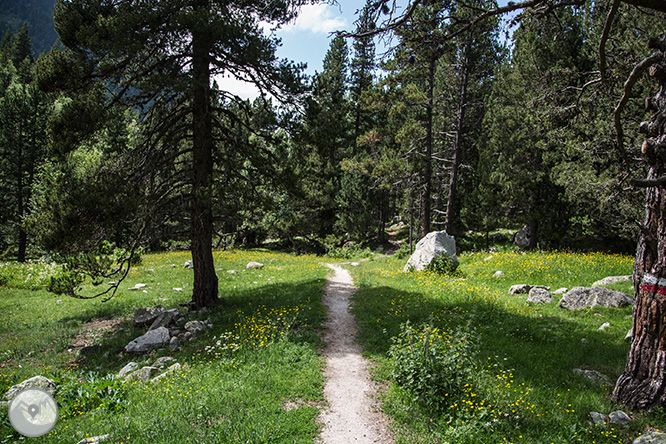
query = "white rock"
xmin=404 ymin=231 xmax=458 ymax=272
xmin=246 ymin=262 xmax=264 ymax=270
xmin=493 ymin=271 xmax=505 ymax=278
xmin=598 ymin=322 xmax=611 ymax=331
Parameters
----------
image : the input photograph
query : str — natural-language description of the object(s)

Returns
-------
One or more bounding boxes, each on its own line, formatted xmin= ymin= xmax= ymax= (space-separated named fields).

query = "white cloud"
xmin=214 ymin=74 xmax=262 ymax=101
xmin=283 ymin=4 xmax=347 ymax=35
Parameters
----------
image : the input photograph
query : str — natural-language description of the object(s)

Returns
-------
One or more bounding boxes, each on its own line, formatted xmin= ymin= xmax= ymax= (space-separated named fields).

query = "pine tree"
xmin=42 ymin=0 xmax=308 ymax=308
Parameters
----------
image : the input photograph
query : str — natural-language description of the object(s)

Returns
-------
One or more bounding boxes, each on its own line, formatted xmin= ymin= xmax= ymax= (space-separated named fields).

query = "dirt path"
xmin=318 ymin=264 xmax=393 ymax=444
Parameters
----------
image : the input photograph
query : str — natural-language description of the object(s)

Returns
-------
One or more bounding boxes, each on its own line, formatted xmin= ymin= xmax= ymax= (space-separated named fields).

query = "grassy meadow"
xmin=0 ymin=247 xmax=664 ymax=443
xmin=349 ymin=251 xmax=666 ymax=444
xmin=0 ymin=250 xmax=330 ymax=443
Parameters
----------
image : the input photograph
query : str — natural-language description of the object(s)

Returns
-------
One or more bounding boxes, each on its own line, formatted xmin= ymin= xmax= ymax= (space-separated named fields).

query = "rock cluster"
xmin=117 ymin=356 xmax=186 ymax=384
xmin=125 ymin=305 xmax=212 ymax=354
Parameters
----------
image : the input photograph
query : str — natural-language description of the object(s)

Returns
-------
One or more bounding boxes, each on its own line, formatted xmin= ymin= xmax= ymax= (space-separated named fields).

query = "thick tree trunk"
xmin=190 ymin=5 xmax=220 ymax=309
xmin=445 ymin=56 xmax=469 ymax=237
xmin=613 ymin=36 xmax=666 ymax=410
xmin=422 ymin=57 xmax=435 ymax=238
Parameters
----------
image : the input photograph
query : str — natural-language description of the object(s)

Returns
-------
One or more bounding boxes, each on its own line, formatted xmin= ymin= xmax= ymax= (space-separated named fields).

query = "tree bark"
xmin=422 ymin=57 xmax=435 ymax=238
xmin=613 ymin=36 xmax=666 ymax=410
xmin=445 ymin=53 xmax=469 ymax=237
xmin=190 ymin=3 xmax=220 ymax=309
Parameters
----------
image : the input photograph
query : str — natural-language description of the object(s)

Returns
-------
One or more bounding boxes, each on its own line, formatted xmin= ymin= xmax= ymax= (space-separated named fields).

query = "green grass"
xmin=0 ymin=250 xmax=330 ymax=443
xmin=348 ymin=251 xmax=664 ymax=444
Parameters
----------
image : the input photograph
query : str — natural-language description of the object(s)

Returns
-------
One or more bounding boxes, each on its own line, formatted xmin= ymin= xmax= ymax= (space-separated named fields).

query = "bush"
xmin=426 ymin=256 xmax=458 ymax=275
xmin=389 ymin=322 xmax=478 ymax=414
xmin=56 ymin=372 xmax=129 ymax=418
xmin=394 ymin=243 xmax=411 ymax=260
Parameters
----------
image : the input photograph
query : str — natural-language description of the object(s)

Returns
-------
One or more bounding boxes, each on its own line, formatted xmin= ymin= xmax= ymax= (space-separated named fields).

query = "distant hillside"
xmin=0 ymin=0 xmax=57 ymax=56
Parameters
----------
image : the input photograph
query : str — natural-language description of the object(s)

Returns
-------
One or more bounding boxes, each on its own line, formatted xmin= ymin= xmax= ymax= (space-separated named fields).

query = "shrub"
xmin=426 ymin=255 xmax=458 ymax=275
xmin=389 ymin=322 xmax=478 ymax=414
xmin=394 ymin=243 xmax=411 ymax=260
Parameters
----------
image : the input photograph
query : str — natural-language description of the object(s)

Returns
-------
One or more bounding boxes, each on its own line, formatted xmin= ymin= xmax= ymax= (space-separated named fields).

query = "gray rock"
xmin=493 ymin=271 xmax=505 ymax=278
xmin=527 ymin=287 xmax=553 ymax=304
xmin=246 ymin=261 xmax=264 ymax=270
xmin=184 ymin=260 xmax=194 ymax=269
xmin=148 ymin=310 xmax=175 ymax=331
xmin=491 ymin=232 xmax=508 ymax=242
xmin=130 ymin=366 xmax=159 ymax=382
xmin=598 ymin=322 xmax=611 ymax=331
xmin=153 ymin=356 xmax=176 ymax=369
xmin=634 ymin=431 xmax=666 ymax=444
xmin=3 ymin=375 xmax=56 ymax=401
xmin=404 ymin=231 xmax=459 ymax=272
xmin=592 ymin=275 xmax=633 ymax=287
xmin=228 ymin=270 xmax=239 ymax=274
xmin=150 ymin=363 xmax=182 ymax=383
xmin=184 ymin=320 xmax=211 ymax=334
xmin=553 ymin=287 xmax=568 ymax=295
xmin=559 ymin=287 xmax=634 ymax=310
xmin=512 ymin=227 xmax=531 ymax=248
xmin=125 ymin=327 xmax=170 ymax=354
xmin=626 ymin=327 xmax=634 ymax=341
xmin=169 ymin=336 xmax=180 ymax=350
xmin=573 ymin=368 xmax=613 ymax=387
xmin=350 ymin=262 xmax=361 ymax=267
xmin=509 ymin=284 xmax=550 ymax=295
xmin=590 ymin=412 xmax=608 ymax=427
xmin=118 ymin=362 xmax=139 ymax=379
xmin=133 ymin=305 xmax=166 ymax=327
xmin=609 ymin=410 xmax=631 ymax=426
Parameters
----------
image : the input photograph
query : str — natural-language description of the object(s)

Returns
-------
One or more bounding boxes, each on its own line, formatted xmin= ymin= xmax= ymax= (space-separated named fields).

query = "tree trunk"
xmin=613 ymin=35 xmax=666 ymax=410
xmin=16 ymin=108 xmax=26 ymax=263
xmin=190 ymin=4 xmax=220 ymax=309
xmin=445 ymin=55 xmax=469 ymax=237
xmin=422 ymin=57 xmax=435 ymax=238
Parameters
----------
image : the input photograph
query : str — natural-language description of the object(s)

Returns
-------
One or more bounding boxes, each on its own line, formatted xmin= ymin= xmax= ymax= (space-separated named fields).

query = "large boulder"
xmin=404 ymin=231 xmax=459 ymax=273
xmin=125 ymin=327 xmax=170 ymax=354
xmin=559 ymin=287 xmax=634 ymax=310
xmin=512 ymin=227 xmax=531 ymax=248
xmin=3 ymin=375 xmax=56 ymax=402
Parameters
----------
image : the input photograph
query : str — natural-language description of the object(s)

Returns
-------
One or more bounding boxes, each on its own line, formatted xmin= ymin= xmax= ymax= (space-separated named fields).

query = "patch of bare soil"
xmin=68 ymin=317 xmax=123 ymax=353
xmin=318 ymin=264 xmax=393 ymax=444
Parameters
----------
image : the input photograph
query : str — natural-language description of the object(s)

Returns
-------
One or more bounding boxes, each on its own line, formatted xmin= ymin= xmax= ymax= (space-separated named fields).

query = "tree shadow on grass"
xmin=352 ymin=284 xmax=630 ymax=399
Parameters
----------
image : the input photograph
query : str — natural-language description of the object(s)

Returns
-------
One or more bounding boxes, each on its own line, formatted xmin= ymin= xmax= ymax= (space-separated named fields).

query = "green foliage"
xmin=389 ymin=321 xmax=478 ymax=415
xmin=57 ymin=372 xmax=129 ymax=419
xmin=426 ymin=255 xmax=459 ymax=275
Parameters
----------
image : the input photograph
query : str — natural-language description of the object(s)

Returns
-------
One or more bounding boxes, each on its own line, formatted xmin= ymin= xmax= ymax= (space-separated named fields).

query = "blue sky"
xmin=217 ymin=0 xmax=514 ymax=100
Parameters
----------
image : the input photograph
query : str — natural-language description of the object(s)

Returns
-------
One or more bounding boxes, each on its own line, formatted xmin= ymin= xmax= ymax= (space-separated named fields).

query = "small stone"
xmin=493 ymin=271 xmax=505 ymax=278
xmin=590 ymin=412 xmax=608 ymax=427
xmin=77 ymin=434 xmax=110 ymax=444
xmin=246 ymin=261 xmax=264 ymax=270
xmin=609 ymin=410 xmax=631 ymax=426
xmin=626 ymin=327 xmax=633 ymax=341
xmin=124 ymin=327 xmax=170 ymax=354
xmin=574 ymin=368 xmax=613 ymax=387
xmin=130 ymin=366 xmax=159 ymax=383
xmin=150 ymin=363 xmax=182 ymax=383
xmin=599 ymin=322 xmax=611 ymax=331
xmin=509 ymin=284 xmax=550 ymax=295
xmin=553 ymin=288 xmax=568 ymax=295
xmin=169 ymin=336 xmax=180 ymax=350
xmin=633 ymin=431 xmax=666 ymax=444
xmin=173 ymin=287 xmax=183 ymax=292
xmin=118 ymin=362 xmax=139 ymax=379
xmin=228 ymin=270 xmax=239 ymax=274
xmin=185 ymin=320 xmax=211 ymax=334
xmin=484 ymin=256 xmax=494 ymax=262
xmin=527 ymin=287 xmax=553 ymax=304
xmin=129 ymin=283 xmax=147 ymax=291
xmin=350 ymin=262 xmax=360 ymax=267
xmin=153 ymin=357 xmax=176 ymax=369
xmin=184 ymin=260 xmax=194 ymax=269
